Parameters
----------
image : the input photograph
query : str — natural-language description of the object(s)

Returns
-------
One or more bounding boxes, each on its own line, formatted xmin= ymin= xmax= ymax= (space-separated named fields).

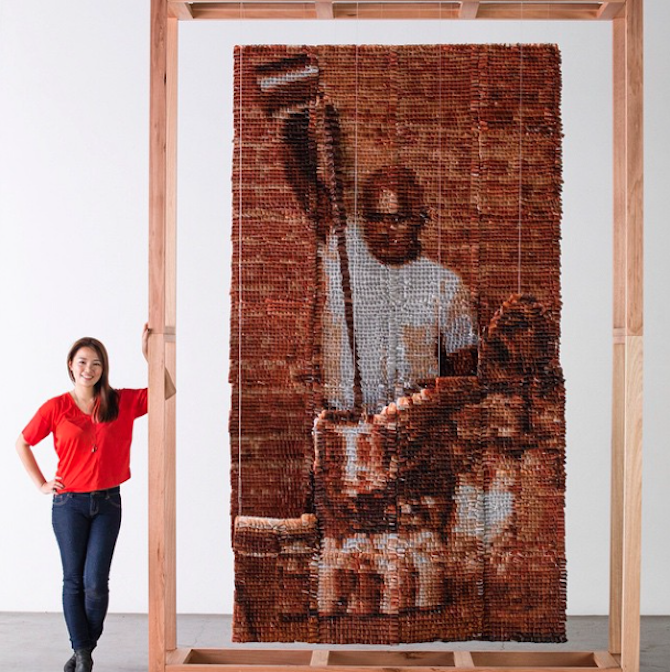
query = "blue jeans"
xmin=52 ymin=487 xmax=122 ymax=651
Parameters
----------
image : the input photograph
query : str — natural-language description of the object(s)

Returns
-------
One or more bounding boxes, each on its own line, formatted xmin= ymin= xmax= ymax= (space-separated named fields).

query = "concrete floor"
xmin=0 ymin=614 xmax=667 ymax=672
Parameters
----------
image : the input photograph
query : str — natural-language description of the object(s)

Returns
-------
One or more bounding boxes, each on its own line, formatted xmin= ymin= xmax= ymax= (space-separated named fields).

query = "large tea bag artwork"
xmin=231 ymin=45 xmax=565 ymax=644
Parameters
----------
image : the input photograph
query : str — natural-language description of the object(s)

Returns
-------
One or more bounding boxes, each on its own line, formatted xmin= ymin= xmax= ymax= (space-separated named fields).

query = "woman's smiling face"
xmin=68 ymin=346 xmax=103 ymax=389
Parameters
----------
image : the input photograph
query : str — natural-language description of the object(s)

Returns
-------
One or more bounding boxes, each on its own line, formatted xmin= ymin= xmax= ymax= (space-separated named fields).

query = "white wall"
xmin=1 ymin=0 xmax=668 ymax=621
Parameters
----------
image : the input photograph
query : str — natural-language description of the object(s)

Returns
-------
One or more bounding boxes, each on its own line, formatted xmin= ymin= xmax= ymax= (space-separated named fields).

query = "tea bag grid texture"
xmin=231 ymin=44 xmax=565 ymax=644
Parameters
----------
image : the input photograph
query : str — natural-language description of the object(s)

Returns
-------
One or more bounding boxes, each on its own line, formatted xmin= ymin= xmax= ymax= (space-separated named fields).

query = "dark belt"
xmin=69 ymin=486 xmax=121 ymax=496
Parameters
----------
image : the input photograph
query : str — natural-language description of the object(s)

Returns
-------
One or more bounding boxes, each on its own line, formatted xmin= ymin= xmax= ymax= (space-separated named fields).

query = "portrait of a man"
xmin=230 ymin=44 xmax=566 ymax=645
xmin=321 ymin=165 xmax=477 ymax=412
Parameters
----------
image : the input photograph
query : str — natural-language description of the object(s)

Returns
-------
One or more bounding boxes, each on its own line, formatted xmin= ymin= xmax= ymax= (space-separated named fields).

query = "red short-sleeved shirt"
xmin=22 ymin=389 xmax=148 ymax=493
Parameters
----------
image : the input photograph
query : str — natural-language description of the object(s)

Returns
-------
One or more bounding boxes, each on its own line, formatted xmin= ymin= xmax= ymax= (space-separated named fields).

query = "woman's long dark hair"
xmin=67 ymin=337 xmax=119 ymax=423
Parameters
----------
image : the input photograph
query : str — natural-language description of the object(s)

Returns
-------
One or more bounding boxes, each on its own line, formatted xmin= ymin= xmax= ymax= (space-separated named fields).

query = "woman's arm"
xmin=142 ymin=323 xmax=177 ymax=400
xmin=15 ymin=434 xmax=64 ymax=494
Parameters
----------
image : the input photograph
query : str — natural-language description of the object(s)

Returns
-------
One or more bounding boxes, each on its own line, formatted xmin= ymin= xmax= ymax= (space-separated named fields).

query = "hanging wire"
xmin=237 ymin=45 xmax=244 ymax=518
xmin=437 ymin=8 xmax=443 ymax=376
xmin=353 ymin=0 xmax=360 ymax=411
xmin=517 ymin=1 xmax=524 ymax=295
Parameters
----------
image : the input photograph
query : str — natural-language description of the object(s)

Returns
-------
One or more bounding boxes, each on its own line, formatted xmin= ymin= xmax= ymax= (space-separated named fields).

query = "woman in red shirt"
xmin=16 ymin=325 xmax=175 ymax=672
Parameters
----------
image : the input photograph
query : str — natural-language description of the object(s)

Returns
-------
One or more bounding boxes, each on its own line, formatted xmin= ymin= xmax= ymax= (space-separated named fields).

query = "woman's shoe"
xmin=64 ymin=653 xmax=76 ymax=672
xmin=74 ymin=649 xmax=93 ymax=672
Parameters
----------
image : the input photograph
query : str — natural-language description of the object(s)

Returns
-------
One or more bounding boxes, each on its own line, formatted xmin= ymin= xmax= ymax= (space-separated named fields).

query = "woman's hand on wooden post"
xmin=142 ymin=322 xmax=150 ymax=362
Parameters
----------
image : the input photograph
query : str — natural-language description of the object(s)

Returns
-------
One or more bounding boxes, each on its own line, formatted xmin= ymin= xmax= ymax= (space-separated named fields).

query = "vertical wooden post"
xmin=609 ymin=6 xmax=626 ymax=657
xmin=611 ymin=1 xmax=643 ymax=671
xmin=149 ymin=1 xmax=178 ymax=671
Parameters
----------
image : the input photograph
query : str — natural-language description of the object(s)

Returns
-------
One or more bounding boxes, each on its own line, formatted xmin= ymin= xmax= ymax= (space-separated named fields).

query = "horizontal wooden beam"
xmin=459 ymin=1 xmax=480 ymax=19
xmin=594 ymin=652 xmax=621 ymax=669
xmin=167 ymin=667 xmax=613 ymax=672
xmin=172 ymin=0 xmax=617 ymax=4
xmin=310 ymin=651 xmax=331 ymax=667
xmin=190 ymin=1 xmax=317 ymax=18
xmin=315 ymin=0 xmax=335 ymax=17
xmin=453 ymin=651 xmax=476 ymax=667
xmin=172 ymin=0 xmax=626 ymax=20
xmin=335 ymin=2 xmax=460 ymax=18
xmin=168 ymin=1 xmax=195 ymax=18
xmin=165 ymin=649 xmax=621 ymax=671
xmin=597 ymin=1 xmax=625 ymax=19
xmin=464 ymin=2 xmax=598 ymax=19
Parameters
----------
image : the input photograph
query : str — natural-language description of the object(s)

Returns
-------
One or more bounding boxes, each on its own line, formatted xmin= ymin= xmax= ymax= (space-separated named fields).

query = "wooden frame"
xmin=147 ymin=1 xmax=643 ymax=671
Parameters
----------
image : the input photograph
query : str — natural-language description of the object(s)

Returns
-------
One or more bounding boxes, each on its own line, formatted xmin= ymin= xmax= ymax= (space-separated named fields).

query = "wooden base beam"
xmin=162 ymin=649 xmax=621 ymax=671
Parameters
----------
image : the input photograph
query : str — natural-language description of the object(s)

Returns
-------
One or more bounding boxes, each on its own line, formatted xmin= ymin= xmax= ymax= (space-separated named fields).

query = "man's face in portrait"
xmin=360 ymin=168 xmax=427 ymax=266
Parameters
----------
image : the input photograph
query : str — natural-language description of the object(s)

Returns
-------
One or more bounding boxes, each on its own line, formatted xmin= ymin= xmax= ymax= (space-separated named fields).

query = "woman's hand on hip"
xmin=40 ymin=478 xmax=65 ymax=495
